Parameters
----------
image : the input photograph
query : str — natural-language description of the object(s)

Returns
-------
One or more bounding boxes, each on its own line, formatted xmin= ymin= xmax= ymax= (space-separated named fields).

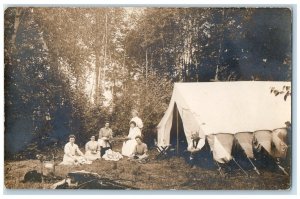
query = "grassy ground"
xmin=4 ymin=142 xmax=291 ymax=190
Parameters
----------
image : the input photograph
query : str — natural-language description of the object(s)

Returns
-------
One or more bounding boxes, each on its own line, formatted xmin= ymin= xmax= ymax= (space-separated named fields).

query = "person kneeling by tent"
xmin=60 ymin=135 xmax=92 ymax=166
xmin=129 ymin=135 xmax=149 ymax=163
xmin=187 ymin=131 xmax=205 ymax=168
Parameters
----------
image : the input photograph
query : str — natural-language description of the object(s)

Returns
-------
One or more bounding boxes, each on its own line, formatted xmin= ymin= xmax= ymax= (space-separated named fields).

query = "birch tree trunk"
xmin=102 ymin=12 xmax=108 ymax=92
xmin=214 ymin=8 xmax=225 ymax=81
xmin=11 ymin=8 xmax=22 ymax=50
xmin=94 ymin=13 xmax=101 ymax=105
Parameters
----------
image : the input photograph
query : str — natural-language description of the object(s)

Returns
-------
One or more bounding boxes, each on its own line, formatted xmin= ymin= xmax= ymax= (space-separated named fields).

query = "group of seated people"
xmin=60 ymin=110 xmax=149 ymax=166
xmin=59 ymin=109 xmax=205 ymax=167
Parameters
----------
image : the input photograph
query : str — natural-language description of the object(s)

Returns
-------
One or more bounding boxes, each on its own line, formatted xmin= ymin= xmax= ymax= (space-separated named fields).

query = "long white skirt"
xmin=121 ymin=139 xmax=137 ymax=157
xmin=85 ymin=150 xmax=100 ymax=161
xmin=59 ymin=155 xmax=92 ymax=165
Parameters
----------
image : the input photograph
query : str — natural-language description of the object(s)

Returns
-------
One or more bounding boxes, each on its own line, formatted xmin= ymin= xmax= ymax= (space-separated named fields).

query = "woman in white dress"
xmin=84 ymin=135 xmax=100 ymax=161
xmin=60 ymin=135 xmax=90 ymax=165
xmin=122 ymin=121 xmax=141 ymax=157
xmin=130 ymin=110 xmax=143 ymax=130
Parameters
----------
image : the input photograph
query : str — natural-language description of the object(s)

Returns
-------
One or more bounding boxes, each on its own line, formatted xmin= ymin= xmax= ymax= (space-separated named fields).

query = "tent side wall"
xmin=208 ymin=134 xmax=235 ymax=163
xmin=253 ymin=130 xmax=273 ymax=155
xmin=272 ymin=128 xmax=288 ymax=158
xmin=234 ymin=132 xmax=255 ymax=158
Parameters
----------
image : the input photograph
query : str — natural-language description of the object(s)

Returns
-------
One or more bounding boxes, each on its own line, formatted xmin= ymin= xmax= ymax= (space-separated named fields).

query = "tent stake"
xmin=215 ymin=161 xmax=225 ymax=177
xmin=275 ymin=158 xmax=289 ymax=176
xmin=209 ymin=150 xmax=225 ymax=177
xmin=247 ymin=157 xmax=260 ymax=175
xmin=232 ymin=158 xmax=248 ymax=177
xmin=277 ymin=164 xmax=289 ymax=176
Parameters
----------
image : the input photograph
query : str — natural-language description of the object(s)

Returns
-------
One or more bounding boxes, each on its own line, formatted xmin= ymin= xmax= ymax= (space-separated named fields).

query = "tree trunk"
xmin=94 ymin=53 xmax=100 ymax=104
xmin=94 ymin=13 xmax=104 ymax=105
xmin=102 ymin=12 xmax=108 ymax=92
xmin=122 ymin=50 xmax=126 ymax=91
xmin=196 ymin=59 xmax=199 ymax=82
xmin=145 ymin=48 xmax=148 ymax=81
xmin=214 ymin=8 xmax=225 ymax=81
xmin=11 ymin=8 xmax=22 ymax=50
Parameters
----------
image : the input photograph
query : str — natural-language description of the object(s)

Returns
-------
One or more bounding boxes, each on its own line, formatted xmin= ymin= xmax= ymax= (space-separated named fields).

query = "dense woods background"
xmin=4 ymin=7 xmax=291 ymax=159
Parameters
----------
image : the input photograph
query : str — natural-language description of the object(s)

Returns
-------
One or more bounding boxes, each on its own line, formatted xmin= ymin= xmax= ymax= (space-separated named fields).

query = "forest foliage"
xmin=4 ymin=7 xmax=291 ymax=159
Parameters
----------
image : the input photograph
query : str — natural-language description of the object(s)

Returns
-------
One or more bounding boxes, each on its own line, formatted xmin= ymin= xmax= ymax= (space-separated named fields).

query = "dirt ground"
xmin=4 ymin=142 xmax=291 ymax=190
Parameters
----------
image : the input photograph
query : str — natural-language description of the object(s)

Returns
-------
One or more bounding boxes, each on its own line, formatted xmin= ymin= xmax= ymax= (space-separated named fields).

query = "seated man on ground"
xmin=60 ymin=134 xmax=91 ymax=165
xmin=129 ymin=135 xmax=149 ymax=163
xmin=85 ymin=135 xmax=100 ymax=161
xmin=187 ymin=131 xmax=205 ymax=168
xmin=98 ymin=122 xmax=113 ymax=158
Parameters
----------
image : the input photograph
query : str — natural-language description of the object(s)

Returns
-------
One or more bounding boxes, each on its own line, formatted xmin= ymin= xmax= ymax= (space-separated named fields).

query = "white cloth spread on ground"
xmin=60 ymin=142 xmax=92 ymax=165
xmin=122 ymin=127 xmax=141 ymax=157
xmin=130 ymin=116 xmax=143 ymax=129
xmin=85 ymin=141 xmax=100 ymax=161
xmin=102 ymin=149 xmax=123 ymax=161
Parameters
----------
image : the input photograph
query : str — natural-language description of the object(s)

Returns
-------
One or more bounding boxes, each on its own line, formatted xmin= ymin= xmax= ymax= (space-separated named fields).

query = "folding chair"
xmin=155 ymin=145 xmax=173 ymax=160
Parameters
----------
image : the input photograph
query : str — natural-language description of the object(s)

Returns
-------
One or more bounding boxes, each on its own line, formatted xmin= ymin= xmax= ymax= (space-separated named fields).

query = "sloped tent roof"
xmin=157 ymin=82 xmax=291 ymax=160
xmin=211 ymin=133 xmax=234 ymax=163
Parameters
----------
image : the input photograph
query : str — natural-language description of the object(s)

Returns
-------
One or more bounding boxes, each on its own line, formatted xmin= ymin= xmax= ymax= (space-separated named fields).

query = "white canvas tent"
xmin=234 ymin=132 xmax=254 ymax=158
xmin=157 ymin=81 xmax=291 ymax=163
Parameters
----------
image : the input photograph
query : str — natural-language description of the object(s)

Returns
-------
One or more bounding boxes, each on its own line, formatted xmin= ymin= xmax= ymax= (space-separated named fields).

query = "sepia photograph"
xmin=4 ymin=6 xmax=292 ymax=190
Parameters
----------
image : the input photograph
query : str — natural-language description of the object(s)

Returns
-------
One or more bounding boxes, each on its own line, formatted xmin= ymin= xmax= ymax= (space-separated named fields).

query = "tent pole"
xmin=176 ymin=106 xmax=179 ymax=155
xmin=232 ymin=158 xmax=248 ymax=177
xmin=247 ymin=157 xmax=260 ymax=175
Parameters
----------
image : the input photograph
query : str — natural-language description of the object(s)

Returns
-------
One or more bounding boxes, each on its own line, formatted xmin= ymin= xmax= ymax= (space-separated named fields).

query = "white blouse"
xmin=130 ymin=116 xmax=143 ymax=129
xmin=64 ymin=142 xmax=83 ymax=157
